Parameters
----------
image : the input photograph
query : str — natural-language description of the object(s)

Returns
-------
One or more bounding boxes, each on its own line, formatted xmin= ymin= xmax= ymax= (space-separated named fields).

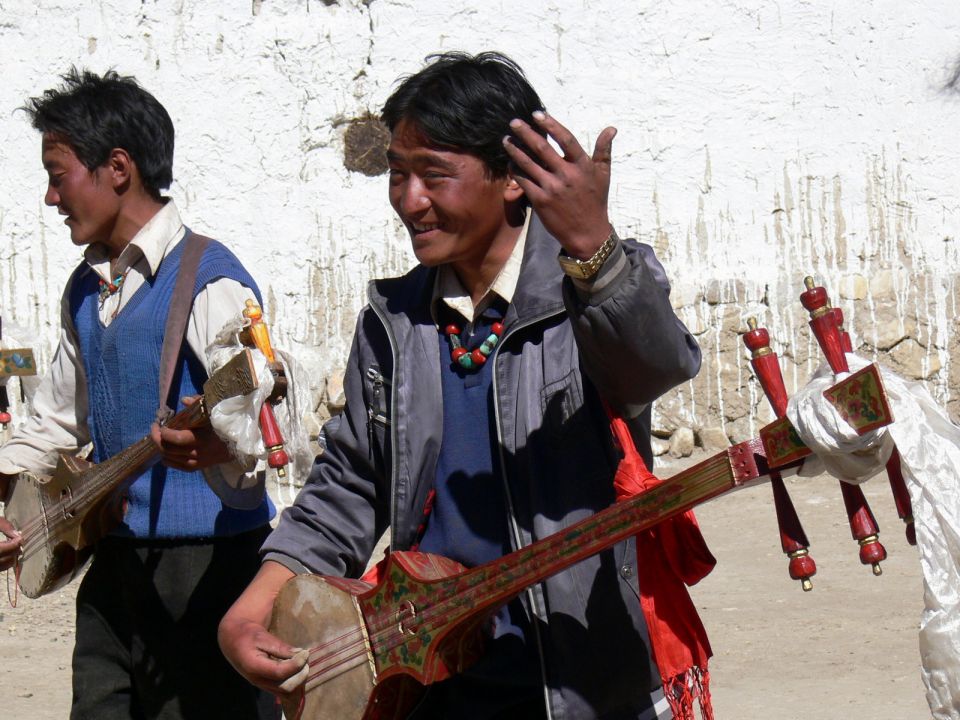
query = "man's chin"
xmin=411 ymin=244 xmax=448 ymax=268
xmin=414 ymin=254 xmax=445 ymax=268
xmin=69 ymin=231 xmax=95 ymax=247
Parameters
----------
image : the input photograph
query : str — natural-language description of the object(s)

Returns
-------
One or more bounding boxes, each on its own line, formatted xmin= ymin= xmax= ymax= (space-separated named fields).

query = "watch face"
xmin=558 ymin=255 xmax=588 ymax=277
xmin=558 ymin=233 xmax=616 ymax=279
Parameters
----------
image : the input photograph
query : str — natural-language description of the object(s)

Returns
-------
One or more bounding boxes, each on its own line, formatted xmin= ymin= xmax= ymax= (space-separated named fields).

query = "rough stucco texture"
xmin=2 ymin=0 xmax=959 ymax=456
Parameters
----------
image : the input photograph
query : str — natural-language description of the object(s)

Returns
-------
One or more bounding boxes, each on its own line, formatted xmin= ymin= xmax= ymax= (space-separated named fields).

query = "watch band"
xmin=557 ymin=230 xmax=618 ymax=279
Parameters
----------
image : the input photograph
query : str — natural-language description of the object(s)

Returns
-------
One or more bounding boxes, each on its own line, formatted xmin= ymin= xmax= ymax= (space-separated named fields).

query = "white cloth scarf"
xmin=788 ymin=353 xmax=960 ymax=719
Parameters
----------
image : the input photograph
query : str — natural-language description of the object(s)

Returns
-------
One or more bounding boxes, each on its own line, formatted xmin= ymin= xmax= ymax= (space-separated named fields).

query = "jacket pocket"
xmin=539 ymin=370 xmax=611 ymax=487
xmin=540 ymin=370 xmax=584 ymax=441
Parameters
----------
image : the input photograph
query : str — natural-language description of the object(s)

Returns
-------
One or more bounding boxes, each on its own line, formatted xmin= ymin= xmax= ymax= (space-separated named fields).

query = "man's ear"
xmin=503 ymin=175 xmax=525 ymax=203
xmin=104 ymin=148 xmax=134 ymax=193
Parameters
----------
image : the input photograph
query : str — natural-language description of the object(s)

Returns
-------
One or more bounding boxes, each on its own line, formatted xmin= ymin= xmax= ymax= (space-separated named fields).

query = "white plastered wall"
xmin=1 ymin=0 xmax=959 ymax=443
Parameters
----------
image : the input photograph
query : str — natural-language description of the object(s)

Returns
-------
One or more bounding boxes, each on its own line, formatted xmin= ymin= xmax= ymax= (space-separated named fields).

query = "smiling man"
xmin=0 ymin=69 xmax=277 ymax=720
xmin=219 ymin=51 xmax=703 ymax=719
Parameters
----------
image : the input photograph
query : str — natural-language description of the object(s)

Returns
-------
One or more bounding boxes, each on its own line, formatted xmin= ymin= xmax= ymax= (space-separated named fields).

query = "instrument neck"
xmin=427 ymin=452 xmax=735 ymax=627
xmin=69 ymin=400 xmax=209 ymax=511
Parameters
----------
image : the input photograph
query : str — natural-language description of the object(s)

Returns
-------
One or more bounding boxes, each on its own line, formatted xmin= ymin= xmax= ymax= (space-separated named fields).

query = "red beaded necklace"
xmin=98 ymin=272 xmax=127 ymax=303
xmin=445 ymin=321 xmax=504 ymax=370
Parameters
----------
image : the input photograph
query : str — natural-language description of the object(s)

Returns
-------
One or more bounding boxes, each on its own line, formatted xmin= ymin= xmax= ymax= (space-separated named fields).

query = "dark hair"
xmin=23 ymin=67 xmax=174 ymax=197
xmin=381 ymin=51 xmax=545 ymax=177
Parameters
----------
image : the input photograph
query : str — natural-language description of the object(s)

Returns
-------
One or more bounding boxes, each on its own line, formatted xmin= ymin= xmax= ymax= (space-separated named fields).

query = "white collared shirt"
xmin=432 ymin=209 xmax=531 ymax=324
xmin=0 ymin=200 xmax=257 ymax=478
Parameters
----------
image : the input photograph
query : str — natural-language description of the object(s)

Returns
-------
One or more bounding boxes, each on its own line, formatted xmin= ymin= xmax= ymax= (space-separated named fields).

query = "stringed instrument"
xmin=269 ymin=363 xmax=894 ymax=720
xmin=3 ymin=349 xmax=259 ymax=599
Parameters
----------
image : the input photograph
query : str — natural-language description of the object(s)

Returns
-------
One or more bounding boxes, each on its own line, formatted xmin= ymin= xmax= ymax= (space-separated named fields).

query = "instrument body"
xmin=271 ymin=554 xmax=474 ymax=720
xmin=3 ymin=349 xmax=258 ymax=598
xmin=5 ymin=456 xmax=107 ymax=598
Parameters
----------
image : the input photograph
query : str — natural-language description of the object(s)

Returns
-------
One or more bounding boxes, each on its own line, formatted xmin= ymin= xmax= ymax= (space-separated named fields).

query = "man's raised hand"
xmin=503 ymin=110 xmax=616 ymax=260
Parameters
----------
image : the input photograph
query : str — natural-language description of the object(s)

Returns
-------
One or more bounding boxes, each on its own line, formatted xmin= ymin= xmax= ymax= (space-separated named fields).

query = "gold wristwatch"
xmin=557 ymin=230 xmax=618 ymax=279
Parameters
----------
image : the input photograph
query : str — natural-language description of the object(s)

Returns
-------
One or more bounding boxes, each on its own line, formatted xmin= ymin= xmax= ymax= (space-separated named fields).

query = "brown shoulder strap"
xmin=156 ymin=231 xmax=212 ymax=424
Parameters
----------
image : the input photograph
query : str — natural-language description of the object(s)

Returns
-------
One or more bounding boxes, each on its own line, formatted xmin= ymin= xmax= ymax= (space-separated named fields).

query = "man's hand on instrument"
xmin=0 ymin=473 xmax=22 ymax=572
xmin=503 ymin=110 xmax=616 ymax=260
xmin=218 ymin=616 xmax=308 ymax=696
xmin=0 ymin=516 xmax=22 ymax=572
xmin=150 ymin=396 xmax=234 ymax=471
xmin=219 ymin=561 xmax=305 ymax=696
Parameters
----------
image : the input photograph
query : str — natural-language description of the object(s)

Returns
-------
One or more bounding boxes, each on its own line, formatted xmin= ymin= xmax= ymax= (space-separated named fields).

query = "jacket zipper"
xmin=367 ymin=299 xmax=401 ymax=549
xmin=365 ymin=366 xmax=391 ymax=425
xmin=492 ymin=306 xmax=564 ymax=720
xmin=365 ymin=365 xmax=391 ymax=457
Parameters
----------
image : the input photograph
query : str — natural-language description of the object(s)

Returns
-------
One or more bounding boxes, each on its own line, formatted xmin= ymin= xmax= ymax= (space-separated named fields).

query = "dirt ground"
xmin=0 ymin=455 xmax=930 ymax=719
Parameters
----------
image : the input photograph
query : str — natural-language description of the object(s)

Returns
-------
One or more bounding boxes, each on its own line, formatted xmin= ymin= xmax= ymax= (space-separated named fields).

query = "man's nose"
xmin=399 ymin=178 xmax=430 ymax=215
xmin=44 ymin=185 xmax=59 ymax=207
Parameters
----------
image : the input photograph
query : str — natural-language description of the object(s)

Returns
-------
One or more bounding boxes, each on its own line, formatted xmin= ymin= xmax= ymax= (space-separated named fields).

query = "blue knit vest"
xmin=69 ymin=232 xmax=274 ymax=539
xmin=417 ymin=304 xmax=542 ymax=713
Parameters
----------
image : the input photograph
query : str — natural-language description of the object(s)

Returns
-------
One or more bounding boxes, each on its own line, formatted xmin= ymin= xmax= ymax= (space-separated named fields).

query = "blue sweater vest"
xmin=417 ymin=304 xmax=542 ymax=714
xmin=69 ymin=233 xmax=274 ymax=539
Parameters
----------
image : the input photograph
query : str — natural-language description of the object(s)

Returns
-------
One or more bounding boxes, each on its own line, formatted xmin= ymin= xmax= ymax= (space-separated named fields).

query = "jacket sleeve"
xmin=562 ymin=236 xmax=701 ymax=413
xmin=260 ymin=308 xmax=389 ymax=578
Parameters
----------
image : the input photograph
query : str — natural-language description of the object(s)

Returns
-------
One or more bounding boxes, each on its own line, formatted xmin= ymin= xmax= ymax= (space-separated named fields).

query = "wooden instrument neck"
xmin=56 ymin=399 xmax=209 ymax=517
xmin=387 ymin=452 xmax=742 ymax=644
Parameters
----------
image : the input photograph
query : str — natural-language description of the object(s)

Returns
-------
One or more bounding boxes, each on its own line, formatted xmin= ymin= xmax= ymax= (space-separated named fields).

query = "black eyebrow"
xmin=387 ymin=150 xmax=459 ymax=173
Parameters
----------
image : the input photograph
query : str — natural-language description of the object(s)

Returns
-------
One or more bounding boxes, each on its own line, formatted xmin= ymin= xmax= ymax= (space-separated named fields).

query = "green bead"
xmin=458 ymin=355 xmax=474 ymax=368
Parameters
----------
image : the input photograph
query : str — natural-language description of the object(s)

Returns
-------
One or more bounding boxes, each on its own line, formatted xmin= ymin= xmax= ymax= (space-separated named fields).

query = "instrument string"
xmin=296 ymin=460 xmax=734 ymax=688
xmin=328 ymin=459 xmax=734 ymax=680
xmin=15 ymin=439 xmax=156 ymax=560
xmin=11 ymin=404 xmax=208 ymax=565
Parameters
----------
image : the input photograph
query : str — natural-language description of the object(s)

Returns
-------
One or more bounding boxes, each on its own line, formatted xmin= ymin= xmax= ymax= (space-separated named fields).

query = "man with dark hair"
xmin=219 ymin=51 xmax=703 ymax=719
xmin=0 ymin=68 xmax=277 ymax=719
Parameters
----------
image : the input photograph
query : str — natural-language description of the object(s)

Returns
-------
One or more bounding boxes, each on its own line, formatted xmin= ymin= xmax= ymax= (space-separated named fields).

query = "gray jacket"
xmin=264 ymin=215 xmax=702 ymax=719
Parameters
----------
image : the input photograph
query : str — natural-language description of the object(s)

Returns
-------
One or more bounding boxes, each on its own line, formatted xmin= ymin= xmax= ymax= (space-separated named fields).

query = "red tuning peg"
xmin=241 ymin=301 xmax=289 ymax=477
xmin=744 ymin=318 xmax=816 ymax=591
xmin=829 ymin=306 xmax=915 ymax=546
xmin=800 ymin=277 xmax=888 ymax=573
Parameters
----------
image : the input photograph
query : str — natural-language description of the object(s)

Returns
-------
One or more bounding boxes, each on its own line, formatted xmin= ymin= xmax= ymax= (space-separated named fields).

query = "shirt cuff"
xmin=0 ymin=459 xmax=27 ymax=476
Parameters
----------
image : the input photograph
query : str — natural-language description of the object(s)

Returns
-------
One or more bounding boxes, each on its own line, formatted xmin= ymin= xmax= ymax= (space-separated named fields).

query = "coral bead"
xmin=0 ymin=411 xmax=10 ymax=425
xmin=451 ymin=347 xmax=468 ymax=361
xmin=445 ymin=324 xmax=461 ymax=337
xmin=491 ymin=322 xmax=504 ymax=336
xmin=470 ymin=349 xmax=487 ymax=365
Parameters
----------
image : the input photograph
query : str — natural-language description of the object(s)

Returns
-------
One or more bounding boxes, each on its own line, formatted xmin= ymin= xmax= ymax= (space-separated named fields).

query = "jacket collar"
xmin=506 ymin=212 xmax=566 ymax=327
xmin=368 ymin=211 xmax=566 ymax=332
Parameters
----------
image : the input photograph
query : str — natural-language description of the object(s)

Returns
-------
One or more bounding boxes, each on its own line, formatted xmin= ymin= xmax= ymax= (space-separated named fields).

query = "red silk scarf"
xmin=608 ymin=412 xmax=716 ymax=719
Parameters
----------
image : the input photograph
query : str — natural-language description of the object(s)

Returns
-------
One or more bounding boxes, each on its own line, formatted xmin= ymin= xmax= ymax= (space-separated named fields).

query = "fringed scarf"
xmin=608 ymin=411 xmax=717 ymax=719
